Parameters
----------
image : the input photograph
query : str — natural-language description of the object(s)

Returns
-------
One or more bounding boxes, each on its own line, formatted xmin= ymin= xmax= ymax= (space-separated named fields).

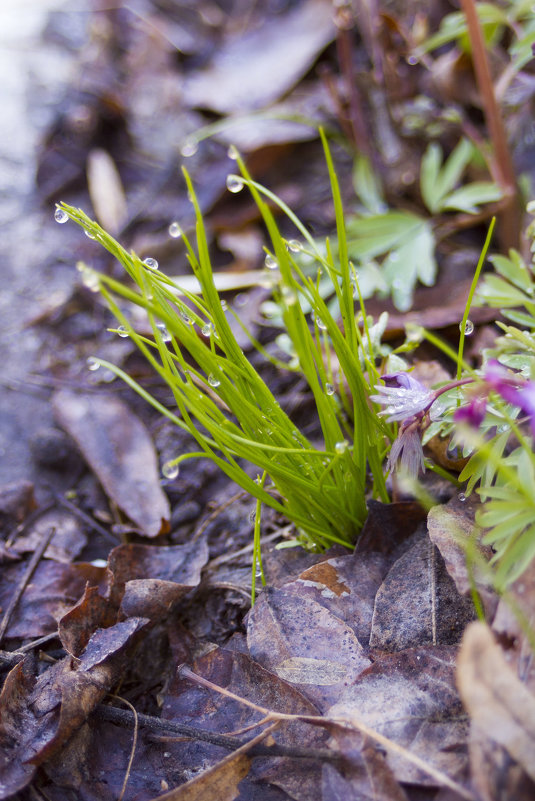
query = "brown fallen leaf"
xmin=0 ymin=617 xmax=148 ymax=799
xmin=86 ymin=148 xmax=127 ymax=234
xmin=427 ymin=497 xmax=497 ymax=619
xmin=181 ymin=0 xmax=336 ymax=114
xmin=247 ymin=587 xmax=371 ymax=710
xmin=0 ymin=560 xmax=107 ymax=640
xmin=328 ymin=646 xmax=468 ymax=787
xmin=369 ymin=531 xmax=476 ymax=651
xmin=457 ymin=621 xmax=535 ymax=782
xmin=147 ymin=725 xmax=278 ymax=801
xmin=53 ymin=390 xmax=170 ymax=537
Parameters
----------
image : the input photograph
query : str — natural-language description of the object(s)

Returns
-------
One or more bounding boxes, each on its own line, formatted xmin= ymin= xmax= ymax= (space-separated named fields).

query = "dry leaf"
xmin=53 ymin=390 xmax=170 ymax=537
xmin=457 ymin=622 xmax=535 ymax=782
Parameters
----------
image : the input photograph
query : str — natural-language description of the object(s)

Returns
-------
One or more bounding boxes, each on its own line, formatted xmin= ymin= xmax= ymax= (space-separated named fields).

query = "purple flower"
xmin=387 ymin=423 xmax=425 ymax=476
xmin=370 ymin=372 xmax=435 ymax=423
xmin=454 ymin=395 xmax=487 ymax=428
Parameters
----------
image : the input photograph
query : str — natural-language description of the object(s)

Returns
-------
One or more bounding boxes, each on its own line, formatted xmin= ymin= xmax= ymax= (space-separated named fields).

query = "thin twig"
xmin=0 ymin=527 xmax=56 ymax=646
xmin=459 ymin=0 xmax=520 ymax=250
xmin=177 ymin=665 xmax=476 ymax=800
xmin=192 ymin=490 xmax=249 ymax=543
xmin=52 ymin=489 xmax=119 ymax=545
xmin=95 ymin=704 xmax=339 ymax=761
xmin=108 ymin=695 xmax=139 ymax=801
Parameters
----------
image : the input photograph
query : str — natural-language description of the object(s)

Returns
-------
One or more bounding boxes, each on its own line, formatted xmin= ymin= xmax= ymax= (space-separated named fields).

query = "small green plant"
xmin=56 ymin=132 xmax=392 ymax=568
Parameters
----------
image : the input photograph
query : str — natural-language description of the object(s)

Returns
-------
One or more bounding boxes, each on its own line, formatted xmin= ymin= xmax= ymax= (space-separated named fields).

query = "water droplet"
xmin=201 ymin=322 xmax=213 ymax=337
xmin=325 ymin=382 xmax=335 ymax=396
xmin=406 ymin=54 xmax=419 ymax=65
xmin=281 ymin=285 xmax=297 ymax=305
xmin=249 ymin=510 xmax=256 ymax=523
xmin=287 ymin=239 xmax=302 ymax=253
xmin=87 ymin=357 xmax=100 ymax=371
xmin=54 ymin=208 xmax=69 ymax=224
xmin=168 ymin=222 xmax=182 ymax=238
xmin=180 ymin=309 xmax=192 ymax=324
xmin=264 ymin=253 xmax=278 ymax=270
xmin=227 ymin=145 xmax=239 ymax=160
xmin=259 ymin=269 xmax=277 ymax=289
xmin=220 ymin=299 xmax=228 ymax=311
xmin=162 ymin=461 xmax=179 ymax=479
xmin=81 ymin=268 xmax=100 ymax=292
xmin=156 ymin=322 xmax=171 ymax=342
xmin=460 ymin=319 xmax=474 ymax=335
xmin=117 ymin=325 xmax=129 ymax=338
xmin=208 ymin=373 xmax=221 ymax=388
xmin=335 ymin=440 xmax=349 ymax=454
xmin=181 ymin=137 xmax=198 ymax=157
xmin=84 ymin=229 xmax=96 ymax=239
xmin=458 ymin=492 xmax=467 ymax=502
xmin=314 ymin=314 xmax=327 ymax=331
xmin=226 ymin=174 xmax=244 ymax=193
xmin=143 ymin=257 xmax=159 ymax=271
xmin=234 ymin=292 xmax=248 ymax=307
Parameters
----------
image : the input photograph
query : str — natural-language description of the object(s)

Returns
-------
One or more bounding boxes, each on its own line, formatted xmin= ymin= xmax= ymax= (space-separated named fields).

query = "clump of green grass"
xmin=56 ymin=132 xmax=391 ymax=575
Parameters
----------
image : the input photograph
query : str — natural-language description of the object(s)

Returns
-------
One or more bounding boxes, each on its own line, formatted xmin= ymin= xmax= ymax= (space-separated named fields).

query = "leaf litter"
xmin=1 ymin=1 xmax=535 ymax=799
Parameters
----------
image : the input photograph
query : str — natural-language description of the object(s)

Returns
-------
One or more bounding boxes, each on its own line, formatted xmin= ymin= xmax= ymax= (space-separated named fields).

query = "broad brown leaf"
xmin=53 ymin=390 xmax=170 ymax=537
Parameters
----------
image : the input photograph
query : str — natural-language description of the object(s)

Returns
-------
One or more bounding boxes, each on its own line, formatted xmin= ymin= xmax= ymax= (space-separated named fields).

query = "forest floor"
xmin=1 ymin=2 xmax=534 ymax=800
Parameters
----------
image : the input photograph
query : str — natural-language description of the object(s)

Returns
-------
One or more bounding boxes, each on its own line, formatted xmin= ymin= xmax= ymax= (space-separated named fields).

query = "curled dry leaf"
xmin=53 ymin=390 xmax=170 ymax=537
xmin=457 ymin=621 xmax=535 ymax=783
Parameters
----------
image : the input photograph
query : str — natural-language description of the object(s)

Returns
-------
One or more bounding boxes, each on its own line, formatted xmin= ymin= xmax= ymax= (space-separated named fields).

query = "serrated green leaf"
xmin=441 ymin=181 xmax=503 ymax=213
xmin=383 ymin=221 xmax=436 ymax=311
xmin=352 ymin=153 xmax=385 ymax=214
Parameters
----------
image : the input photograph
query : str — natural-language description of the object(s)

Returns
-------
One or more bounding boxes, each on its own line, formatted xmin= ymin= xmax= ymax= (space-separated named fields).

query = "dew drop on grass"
xmin=235 ymin=292 xmax=248 ymax=307
xmin=54 ymin=208 xmax=69 ymax=224
xmin=335 ymin=440 xmax=349 ymax=454
xmin=281 ymin=285 xmax=297 ymax=306
xmin=162 ymin=461 xmax=179 ymax=479
xmin=87 ymin=357 xmax=100 ymax=371
xmin=325 ymin=382 xmax=335 ymax=396
xmin=220 ymin=299 xmax=228 ymax=311
xmin=287 ymin=239 xmax=302 ymax=253
xmin=264 ymin=253 xmax=278 ymax=270
xmin=117 ymin=326 xmax=129 ymax=338
xmin=81 ymin=269 xmax=100 ymax=292
xmin=84 ymin=229 xmax=96 ymax=239
xmin=156 ymin=322 xmax=171 ymax=342
xmin=458 ymin=492 xmax=467 ymax=502
xmin=143 ymin=257 xmax=159 ymax=271
xmin=208 ymin=373 xmax=221 ymax=388
xmin=226 ymin=175 xmax=244 ymax=193
xmin=201 ymin=323 xmax=213 ymax=337
xmin=315 ymin=315 xmax=327 ymax=331
xmin=227 ymin=145 xmax=239 ymax=160
xmin=168 ymin=222 xmax=182 ymax=238
xmin=181 ymin=137 xmax=198 ymax=157
xmin=180 ymin=309 xmax=192 ymax=324
xmin=460 ymin=319 xmax=474 ymax=335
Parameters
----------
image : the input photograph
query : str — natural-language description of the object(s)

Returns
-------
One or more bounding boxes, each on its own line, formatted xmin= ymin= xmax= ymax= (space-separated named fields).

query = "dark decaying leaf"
xmin=328 ymin=646 xmax=468 ymax=787
xmin=162 ymin=646 xmax=326 ymax=798
xmin=53 ymin=390 xmax=170 ymax=537
xmin=427 ymin=496 xmax=497 ymax=619
xmin=107 ymin=539 xmax=209 ymax=618
xmin=369 ymin=531 xmax=476 ymax=651
xmin=181 ymin=0 xmax=336 ymax=114
xmin=0 ymin=617 xmax=148 ymax=799
xmin=321 ymin=743 xmax=409 ymax=801
xmin=0 ymin=560 xmax=107 ymax=640
xmin=247 ymin=586 xmax=371 ymax=711
xmin=273 ymin=551 xmax=388 ymax=647
xmin=12 ymin=507 xmax=87 ymax=563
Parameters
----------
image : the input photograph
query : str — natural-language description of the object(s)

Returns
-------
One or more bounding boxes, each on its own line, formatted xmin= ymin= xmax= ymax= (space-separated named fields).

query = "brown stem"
xmin=459 ymin=0 xmax=520 ymax=250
